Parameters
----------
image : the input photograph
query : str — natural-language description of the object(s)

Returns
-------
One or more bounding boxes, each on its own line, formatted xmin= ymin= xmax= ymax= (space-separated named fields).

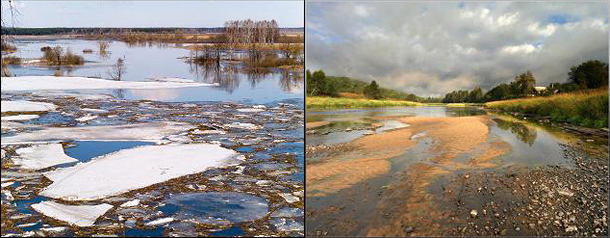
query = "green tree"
xmin=514 ymin=71 xmax=536 ymax=95
xmin=484 ymin=83 xmax=511 ymax=102
xmin=468 ymin=87 xmax=484 ymax=103
xmin=568 ymin=60 xmax=609 ymax=89
xmin=364 ymin=80 xmax=382 ymax=99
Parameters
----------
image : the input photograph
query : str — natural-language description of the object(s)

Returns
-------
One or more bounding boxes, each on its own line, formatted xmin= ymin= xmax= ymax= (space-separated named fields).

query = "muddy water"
xmin=305 ymin=106 xmax=608 ymax=236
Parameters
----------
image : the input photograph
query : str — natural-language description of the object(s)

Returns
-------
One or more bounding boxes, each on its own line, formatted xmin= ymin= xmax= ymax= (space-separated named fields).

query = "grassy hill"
xmin=323 ymin=76 xmax=440 ymax=103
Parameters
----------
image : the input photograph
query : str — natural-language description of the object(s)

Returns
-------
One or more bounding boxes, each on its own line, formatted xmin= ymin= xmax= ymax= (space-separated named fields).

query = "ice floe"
xmin=119 ymin=199 xmax=140 ymax=208
xmin=1 ymin=100 xmax=57 ymax=113
xmin=30 ymin=201 xmax=113 ymax=227
xmin=145 ymin=217 xmax=175 ymax=226
xmin=13 ymin=144 xmax=78 ymax=170
xmin=150 ymin=77 xmax=196 ymax=83
xmin=278 ymin=193 xmax=300 ymax=204
xmin=1 ymin=122 xmax=192 ymax=145
xmin=75 ymin=115 xmax=98 ymax=122
xmin=236 ymin=108 xmax=265 ymax=113
xmin=225 ymin=122 xmax=262 ymax=130
xmin=40 ymin=144 xmax=244 ymax=200
xmin=81 ymin=108 xmax=108 ymax=113
xmin=1 ymin=115 xmax=40 ymax=121
xmin=1 ymin=76 xmax=215 ymax=92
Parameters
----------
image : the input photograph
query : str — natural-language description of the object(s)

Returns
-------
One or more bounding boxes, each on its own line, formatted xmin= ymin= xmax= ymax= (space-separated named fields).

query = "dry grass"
xmin=484 ymin=88 xmax=608 ymax=128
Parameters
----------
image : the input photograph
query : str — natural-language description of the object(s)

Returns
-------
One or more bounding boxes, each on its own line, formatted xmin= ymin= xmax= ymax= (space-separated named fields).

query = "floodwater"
xmin=305 ymin=106 xmax=608 ymax=236
xmin=7 ymin=39 xmax=303 ymax=103
xmin=1 ymin=38 xmax=304 ymax=237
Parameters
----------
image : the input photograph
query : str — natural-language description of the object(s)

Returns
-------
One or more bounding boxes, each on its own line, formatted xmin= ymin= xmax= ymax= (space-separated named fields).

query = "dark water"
xmin=210 ymin=226 xmax=246 ymax=237
xmin=64 ymin=141 xmax=154 ymax=163
xmin=7 ymin=39 xmax=303 ymax=103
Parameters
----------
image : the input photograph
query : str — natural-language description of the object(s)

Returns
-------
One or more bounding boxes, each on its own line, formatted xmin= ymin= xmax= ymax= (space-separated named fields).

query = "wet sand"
xmin=306 ymin=121 xmax=330 ymax=129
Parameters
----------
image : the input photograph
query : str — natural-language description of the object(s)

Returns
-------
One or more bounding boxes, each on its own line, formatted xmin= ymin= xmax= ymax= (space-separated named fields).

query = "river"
xmin=305 ymin=106 xmax=608 ymax=236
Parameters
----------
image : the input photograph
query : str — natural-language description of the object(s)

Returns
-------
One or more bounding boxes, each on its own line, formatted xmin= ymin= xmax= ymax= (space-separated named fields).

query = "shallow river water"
xmin=306 ymin=106 xmax=608 ymax=237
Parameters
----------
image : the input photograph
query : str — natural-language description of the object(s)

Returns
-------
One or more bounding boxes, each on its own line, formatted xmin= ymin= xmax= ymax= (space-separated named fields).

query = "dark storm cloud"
xmin=306 ymin=2 xmax=609 ymax=97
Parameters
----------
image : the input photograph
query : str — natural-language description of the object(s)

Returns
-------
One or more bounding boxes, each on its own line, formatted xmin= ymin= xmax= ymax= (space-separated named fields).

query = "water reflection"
xmin=9 ymin=39 xmax=303 ymax=103
xmin=279 ymin=70 xmax=304 ymax=93
xmin=494 ymin=118 xmax=537 ymax=146
xmin=188 ymin=60 xmax=302 ymax=94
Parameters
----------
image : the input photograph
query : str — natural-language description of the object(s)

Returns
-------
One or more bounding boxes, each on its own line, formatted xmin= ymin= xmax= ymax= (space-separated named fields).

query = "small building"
xmin=534 ymin=86 xmax=547 ymax=93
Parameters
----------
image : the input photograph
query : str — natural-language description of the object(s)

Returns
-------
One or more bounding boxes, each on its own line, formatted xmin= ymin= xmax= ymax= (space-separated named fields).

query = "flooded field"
xmin=1 ymin=39 xmax=304 ymax=237
xmin=7 ymin=39 xmax=303 ymax=103
xmin=306 ymin=106 xmax=608 ymax=237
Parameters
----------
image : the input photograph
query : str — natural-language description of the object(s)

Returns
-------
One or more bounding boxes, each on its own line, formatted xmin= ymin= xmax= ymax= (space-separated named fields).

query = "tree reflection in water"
xmin=494 ymin=118 xmax=537 ymax=146
xmin=279 ymin=69 xmax=304 ymax=93
xmin=188 ymin=60 xmax=303 ymax=94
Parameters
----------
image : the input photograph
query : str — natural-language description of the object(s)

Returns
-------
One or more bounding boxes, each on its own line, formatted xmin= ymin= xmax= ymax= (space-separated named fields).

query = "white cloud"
xmin=307 ymin=2 xmax=609 ymax=96
xmin=502 ymin=44 xmax=540 ymax=54
xmin=354 ymin=5 xmax=369 ymax=17
xmin=528 ymin=23 xmax=557 ymax=36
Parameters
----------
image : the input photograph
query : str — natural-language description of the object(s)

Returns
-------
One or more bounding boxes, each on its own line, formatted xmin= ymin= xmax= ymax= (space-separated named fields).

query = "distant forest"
xmin=306 ymin=70 xmax=442 ymax=103
xmin=0 ymin=27 xmax=305 ymax=36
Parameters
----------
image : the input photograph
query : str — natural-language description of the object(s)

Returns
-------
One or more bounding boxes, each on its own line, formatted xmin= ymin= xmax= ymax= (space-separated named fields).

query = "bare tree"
xmin=108 ymin=57 xmax=126 ymax=81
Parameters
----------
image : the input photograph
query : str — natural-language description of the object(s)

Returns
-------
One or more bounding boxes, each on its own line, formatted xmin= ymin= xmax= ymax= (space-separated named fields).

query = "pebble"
xmin=470 ymin=210 xmax=478 ymax=218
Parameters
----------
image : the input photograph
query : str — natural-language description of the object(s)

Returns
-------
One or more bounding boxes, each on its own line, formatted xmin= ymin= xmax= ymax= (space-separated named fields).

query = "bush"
xmin=63 ymin=49 xmax=84 ymax=65
xmin=3 ymin=56 xmax=21 ymax=65
xmin=41 ymin=46 xmax=84 ymax=65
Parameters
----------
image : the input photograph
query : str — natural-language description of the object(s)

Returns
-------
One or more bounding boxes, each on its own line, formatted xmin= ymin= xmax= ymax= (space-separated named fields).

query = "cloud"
xmin=307 ymin=2 xmax=609 ymax=97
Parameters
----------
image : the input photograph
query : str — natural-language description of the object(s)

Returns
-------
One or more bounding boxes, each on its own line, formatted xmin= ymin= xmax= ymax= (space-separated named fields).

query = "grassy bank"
xmin=307 ymin=96 xmax=423 ymax=109
xmin=484 ymin=88 xmax=608 ymax=128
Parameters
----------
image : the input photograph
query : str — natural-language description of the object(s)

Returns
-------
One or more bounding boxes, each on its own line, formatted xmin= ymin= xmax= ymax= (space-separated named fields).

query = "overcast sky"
xmin=1 ymin=1 xmax=304 ymax=28
xmin=307 ymin=1 xmax=609 ymax=97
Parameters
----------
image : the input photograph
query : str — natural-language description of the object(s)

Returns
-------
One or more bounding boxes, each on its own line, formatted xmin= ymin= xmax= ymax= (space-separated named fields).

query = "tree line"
xmin=442 ymin=60 xmax=608 ymax=103
xmin=1 ymin=27 xmax=304 ymax=36
xmin=306 ymin=70 xmax=441 ymax=103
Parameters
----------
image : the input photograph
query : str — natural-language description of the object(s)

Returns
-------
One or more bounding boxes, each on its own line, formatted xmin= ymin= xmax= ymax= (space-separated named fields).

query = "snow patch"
xmin=40 ymin=143 xmax=243 ymax=201
xmin=31 ymin=201 xmax=113 ymax=227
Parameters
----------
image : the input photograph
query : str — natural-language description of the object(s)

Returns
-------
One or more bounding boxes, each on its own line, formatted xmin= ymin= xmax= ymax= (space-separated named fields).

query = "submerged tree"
xmin=108 ymin=57 xmax=126 ymax=81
